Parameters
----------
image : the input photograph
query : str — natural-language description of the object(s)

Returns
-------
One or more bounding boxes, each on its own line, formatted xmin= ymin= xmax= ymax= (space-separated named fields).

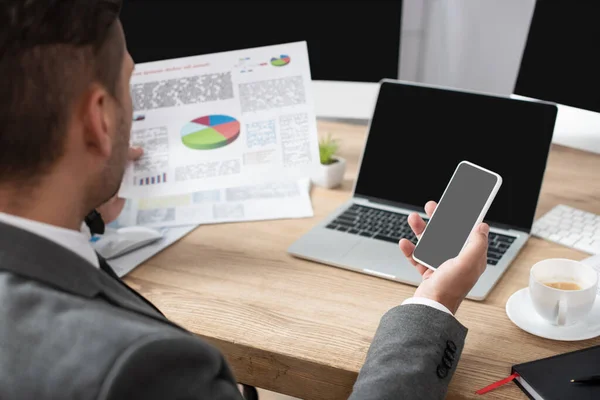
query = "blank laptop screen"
xmin=354 ymin=81 xmax=557 ymax=232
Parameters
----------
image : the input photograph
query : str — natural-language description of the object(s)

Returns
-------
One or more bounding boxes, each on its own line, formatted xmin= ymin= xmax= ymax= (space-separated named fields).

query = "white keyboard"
xmin=532 ymin=205 xmax=600 ymax=254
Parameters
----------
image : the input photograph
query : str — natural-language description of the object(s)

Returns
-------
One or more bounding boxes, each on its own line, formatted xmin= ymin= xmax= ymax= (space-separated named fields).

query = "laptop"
xmin=288 ymin=79 xmax=558 ymax=300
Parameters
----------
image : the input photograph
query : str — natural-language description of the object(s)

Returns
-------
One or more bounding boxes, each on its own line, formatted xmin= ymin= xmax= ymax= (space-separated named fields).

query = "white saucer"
xmin=506 ymin=288 xmax=600 ymax=341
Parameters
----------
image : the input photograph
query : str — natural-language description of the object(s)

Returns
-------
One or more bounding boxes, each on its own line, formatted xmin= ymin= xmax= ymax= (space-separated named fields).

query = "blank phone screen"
xmin=413 ymin=163 xmax=499 ymax=269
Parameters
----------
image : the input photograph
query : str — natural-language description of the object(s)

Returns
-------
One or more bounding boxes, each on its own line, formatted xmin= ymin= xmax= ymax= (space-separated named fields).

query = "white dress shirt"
xmin=402 ymin=296 xmax=453 ymax=316
xmin=0 ymin=212 xmax=99 ymax=269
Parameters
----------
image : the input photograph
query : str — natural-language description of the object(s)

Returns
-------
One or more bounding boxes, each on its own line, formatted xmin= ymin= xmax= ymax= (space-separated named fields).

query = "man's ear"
xmin=82 ymin=85 xmax=113 ymax=158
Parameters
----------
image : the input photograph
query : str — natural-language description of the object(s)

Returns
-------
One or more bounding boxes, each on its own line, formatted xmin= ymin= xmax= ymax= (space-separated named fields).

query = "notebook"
xmin=512 ymin=345 xmax=600 ymax=400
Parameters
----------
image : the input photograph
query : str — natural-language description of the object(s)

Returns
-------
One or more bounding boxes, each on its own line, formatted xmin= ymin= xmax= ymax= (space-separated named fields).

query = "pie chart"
xmin=271 ymin=54 xmax=291 ymax=67
xmin=180 ymin=115 xmax=241 ymax=150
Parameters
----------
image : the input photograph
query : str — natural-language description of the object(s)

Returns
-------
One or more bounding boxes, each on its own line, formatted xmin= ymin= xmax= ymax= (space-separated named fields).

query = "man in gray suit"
xmin=0 ymin=1 xmax=489 ymax=399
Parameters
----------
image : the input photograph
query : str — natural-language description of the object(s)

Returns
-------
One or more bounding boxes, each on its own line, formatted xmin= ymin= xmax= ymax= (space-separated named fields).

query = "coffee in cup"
xmin=543 ymin=281 xmax=582 ymax=291
xmin=529 ymin=258 xmax=598 ymax=326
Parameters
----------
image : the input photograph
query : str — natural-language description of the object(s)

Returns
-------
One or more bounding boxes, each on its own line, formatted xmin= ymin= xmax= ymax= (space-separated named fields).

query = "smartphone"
xmin=412 ymin=161 xmax=502 ymax=270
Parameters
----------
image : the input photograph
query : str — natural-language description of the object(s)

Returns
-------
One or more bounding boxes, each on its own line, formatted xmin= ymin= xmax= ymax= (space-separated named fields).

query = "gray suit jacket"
xmin=0 ymin=221 xmax=467 ymax=399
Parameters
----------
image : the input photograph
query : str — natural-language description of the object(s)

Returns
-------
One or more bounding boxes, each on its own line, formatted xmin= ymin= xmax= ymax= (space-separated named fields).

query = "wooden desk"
xmin=126 ymin=120 xmax=600 ymax=400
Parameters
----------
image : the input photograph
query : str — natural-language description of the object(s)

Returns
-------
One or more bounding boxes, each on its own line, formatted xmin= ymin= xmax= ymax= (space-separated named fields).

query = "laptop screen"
xmin=354 ymin=81 xmax=558 ymax=232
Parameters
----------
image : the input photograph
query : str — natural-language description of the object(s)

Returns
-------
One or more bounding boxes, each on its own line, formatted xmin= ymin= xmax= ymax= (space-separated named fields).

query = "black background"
xmin=120 ymin=0 xmax=403 ymax=82
xmin=515 ymin=1 xmax=600 ymax=113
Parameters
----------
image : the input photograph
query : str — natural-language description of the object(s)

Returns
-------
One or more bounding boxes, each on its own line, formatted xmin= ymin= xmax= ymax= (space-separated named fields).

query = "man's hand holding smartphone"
xmin=399 ymin=201 xmax=490 ymax=315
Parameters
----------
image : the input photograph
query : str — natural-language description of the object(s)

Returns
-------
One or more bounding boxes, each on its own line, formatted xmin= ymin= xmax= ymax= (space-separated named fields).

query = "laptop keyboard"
xmin=327 ymin=204 xmax=422 ymax=245
xmin=325 ymin=204 xmax=516 ymax=266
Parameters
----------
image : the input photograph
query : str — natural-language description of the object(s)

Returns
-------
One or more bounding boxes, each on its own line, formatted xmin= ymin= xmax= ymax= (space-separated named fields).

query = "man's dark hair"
xmin=0 ymin=0 xmax=125 ymax=183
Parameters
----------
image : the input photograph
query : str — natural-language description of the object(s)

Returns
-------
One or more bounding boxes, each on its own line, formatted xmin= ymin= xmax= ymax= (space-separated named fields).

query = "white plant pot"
xmin=312 ymin=157 xmax=347 ymax=189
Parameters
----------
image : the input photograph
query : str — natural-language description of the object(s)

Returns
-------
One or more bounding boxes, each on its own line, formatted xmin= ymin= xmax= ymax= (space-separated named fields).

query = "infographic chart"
xmin=181 ymin=115 xmax=241 ymax=150
xmin=271 ymin=54 xmax=291 ymax=67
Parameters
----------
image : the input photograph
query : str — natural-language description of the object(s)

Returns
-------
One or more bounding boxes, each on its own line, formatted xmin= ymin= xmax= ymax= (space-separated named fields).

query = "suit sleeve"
xmin=348 ymin=304 xmax=468 ymax=400
xmin=98 ymin=333 xmax=244 ymax=400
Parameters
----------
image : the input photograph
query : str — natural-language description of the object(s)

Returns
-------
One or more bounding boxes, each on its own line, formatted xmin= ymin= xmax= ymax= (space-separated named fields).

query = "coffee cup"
xmin=529 ymin=258 xmax=598 ymax=326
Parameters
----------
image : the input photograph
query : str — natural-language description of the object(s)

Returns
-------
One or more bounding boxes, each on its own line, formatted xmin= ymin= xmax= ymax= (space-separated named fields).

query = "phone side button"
xmin=363 ymin=269 xmax=396 ymax=280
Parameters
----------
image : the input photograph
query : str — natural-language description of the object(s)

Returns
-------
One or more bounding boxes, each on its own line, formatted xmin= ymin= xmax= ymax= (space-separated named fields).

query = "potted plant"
xmin=312 ymin=134 xmax=347 ymax=189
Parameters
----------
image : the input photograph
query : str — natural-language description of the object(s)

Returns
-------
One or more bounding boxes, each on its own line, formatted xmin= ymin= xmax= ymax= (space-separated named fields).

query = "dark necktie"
xmin=97 ymin=255 xmax=121 ymax=280
xmin=96 ymin=254 xmax=165 ymax=317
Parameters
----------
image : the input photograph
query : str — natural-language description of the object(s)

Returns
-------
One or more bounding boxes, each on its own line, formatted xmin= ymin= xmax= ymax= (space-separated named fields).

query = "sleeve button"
xmin=446 ymin=340 xmax=457 ymax=353
xmin=437 ymin=365 xmax=448 ymax=379
xmin=442 ymin=355 xmax=453 ymax=369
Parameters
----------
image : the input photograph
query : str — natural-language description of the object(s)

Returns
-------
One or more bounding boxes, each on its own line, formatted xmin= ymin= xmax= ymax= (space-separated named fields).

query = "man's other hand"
xmin=399 ymin=201 xmax=489 ymax=314
xmin=96 ymin=147 xmax=143 ymax=224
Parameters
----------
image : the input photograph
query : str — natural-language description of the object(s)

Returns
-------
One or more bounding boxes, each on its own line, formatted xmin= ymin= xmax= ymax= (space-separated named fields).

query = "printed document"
xmin=104 ymin=225 xmax=198 ymax=277
xmin=114 ymin=179 xmax=312 ymax=229
xmin=119 ymin=41 xmax=319 ymax=199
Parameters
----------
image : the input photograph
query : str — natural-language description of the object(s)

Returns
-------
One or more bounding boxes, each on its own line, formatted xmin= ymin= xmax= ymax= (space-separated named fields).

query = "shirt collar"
xmin=0 ymin=212 xmax=99 ymax=269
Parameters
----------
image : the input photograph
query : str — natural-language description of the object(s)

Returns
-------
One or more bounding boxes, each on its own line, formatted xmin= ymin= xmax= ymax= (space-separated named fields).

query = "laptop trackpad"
xmin=341 ymin=239 xmax=422 ymax=282
xmin=288 ymin=228 xmax=362 ymax=262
